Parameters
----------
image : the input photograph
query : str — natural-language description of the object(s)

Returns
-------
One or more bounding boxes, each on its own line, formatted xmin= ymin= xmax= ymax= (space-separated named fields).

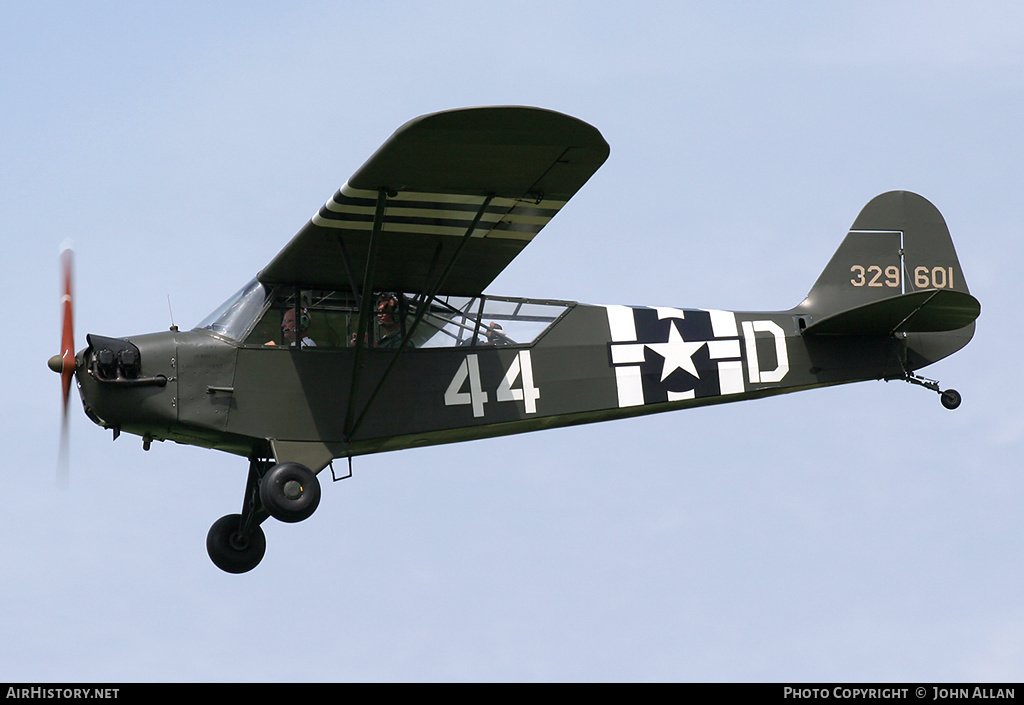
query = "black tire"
xmin=940 ymin=389 xmax=962 ymax=410
xmin=259 ymin=462 xmax=321 ymax=523
xmin=207 ymin=514 xmax=266 ymax=574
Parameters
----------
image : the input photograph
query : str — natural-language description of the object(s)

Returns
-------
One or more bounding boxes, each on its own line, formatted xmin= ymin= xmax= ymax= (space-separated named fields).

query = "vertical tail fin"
xmin=798 ymin=191 xmax=972 ymax=319
xmin=796 ymin=191 xmax=978 ymax=369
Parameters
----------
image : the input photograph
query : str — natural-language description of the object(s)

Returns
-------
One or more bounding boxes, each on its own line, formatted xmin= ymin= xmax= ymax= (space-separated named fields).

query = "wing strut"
xmin=344 ymin=193 xmax=496 ymax=442
xmin=343 ymin=188 xmax=389 ymax=440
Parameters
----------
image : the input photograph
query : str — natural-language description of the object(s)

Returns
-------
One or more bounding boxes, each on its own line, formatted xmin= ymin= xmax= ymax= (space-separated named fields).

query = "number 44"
xmin=444 ymin=351 xmax=540 ymax=418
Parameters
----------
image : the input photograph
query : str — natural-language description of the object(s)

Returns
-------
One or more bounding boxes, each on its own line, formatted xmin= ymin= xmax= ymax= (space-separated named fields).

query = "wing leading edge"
xmin=258 ymin=106 xmax=610 ymax=296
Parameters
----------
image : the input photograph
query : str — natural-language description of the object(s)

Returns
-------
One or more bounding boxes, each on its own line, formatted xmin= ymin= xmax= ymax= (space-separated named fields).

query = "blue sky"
xmin=2 ymin=1 xmax=1022 ymax=682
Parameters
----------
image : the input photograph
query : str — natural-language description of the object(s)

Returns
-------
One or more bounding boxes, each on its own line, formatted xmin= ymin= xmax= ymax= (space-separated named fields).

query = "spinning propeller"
xmin=47 ymin=243 xmax=75 ymax=486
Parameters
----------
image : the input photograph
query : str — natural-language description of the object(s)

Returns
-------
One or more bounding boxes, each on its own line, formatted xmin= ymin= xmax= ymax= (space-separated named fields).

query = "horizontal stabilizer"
xmin=802 ymin=289 xmax=980 ymax=336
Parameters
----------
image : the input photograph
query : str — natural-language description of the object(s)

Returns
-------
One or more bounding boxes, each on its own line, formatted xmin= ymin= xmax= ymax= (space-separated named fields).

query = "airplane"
xmin=48 ymin=106 xmax=981 ymax=573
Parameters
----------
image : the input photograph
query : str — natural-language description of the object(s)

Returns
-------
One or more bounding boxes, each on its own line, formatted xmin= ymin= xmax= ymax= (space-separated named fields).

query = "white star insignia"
xmin=645 ymin=321 xmax=706 ymax=381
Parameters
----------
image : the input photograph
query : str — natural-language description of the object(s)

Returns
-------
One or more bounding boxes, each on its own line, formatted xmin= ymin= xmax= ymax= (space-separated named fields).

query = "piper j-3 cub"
xmin=50 ymin=106 xmax=980 ymax=573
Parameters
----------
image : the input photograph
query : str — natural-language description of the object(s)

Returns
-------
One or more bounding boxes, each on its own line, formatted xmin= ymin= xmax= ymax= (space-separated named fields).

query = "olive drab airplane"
xmin=49 ymin=106 xmax=981 ymax=573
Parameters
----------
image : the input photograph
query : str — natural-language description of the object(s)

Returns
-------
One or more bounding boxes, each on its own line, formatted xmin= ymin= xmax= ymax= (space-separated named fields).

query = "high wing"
xmin=258 ymin=106 xmax=610 ymax=296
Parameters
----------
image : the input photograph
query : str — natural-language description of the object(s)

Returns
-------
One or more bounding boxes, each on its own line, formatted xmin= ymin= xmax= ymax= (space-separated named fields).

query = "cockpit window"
xmin=223 ymin=284 xmax=571 ymax=349
xmin=195 ymin=278 xmax=271 ymax=342
xmin=413 ymin=296 xmax=570 ymax=348
xmin=246 ymin=289 xmax=359 ymax=348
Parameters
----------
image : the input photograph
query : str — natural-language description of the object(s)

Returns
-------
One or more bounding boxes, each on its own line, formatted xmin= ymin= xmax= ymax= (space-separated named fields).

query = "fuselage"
xmin=75 ymin=298 xmax=926 ymax=471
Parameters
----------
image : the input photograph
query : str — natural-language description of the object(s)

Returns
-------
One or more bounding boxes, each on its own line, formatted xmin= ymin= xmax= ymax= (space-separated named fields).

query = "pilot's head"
xmin=281 ymin=308 xmax=309 ymax=342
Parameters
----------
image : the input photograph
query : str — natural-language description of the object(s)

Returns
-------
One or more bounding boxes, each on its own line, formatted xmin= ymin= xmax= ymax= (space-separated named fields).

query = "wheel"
xmin=259 ymin=462 xmax=321 ymax=523
xmin=940 ymin=389 xmax=962 ymax=410
xmin=207 ymin=514 xmax=266 ymax=574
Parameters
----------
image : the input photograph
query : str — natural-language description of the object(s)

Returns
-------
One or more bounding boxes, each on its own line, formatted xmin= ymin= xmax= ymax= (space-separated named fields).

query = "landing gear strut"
xmin=206 ymin=456 xmax=322 ymax=573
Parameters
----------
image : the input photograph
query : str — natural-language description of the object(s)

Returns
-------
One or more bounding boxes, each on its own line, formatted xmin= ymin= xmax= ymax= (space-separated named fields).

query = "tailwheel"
xmin=940 ymin=389 xmax=962 ymax=410
xmin=900 ymin=371 xmax=962 ymax=411
xmin=207 ymin=514 xmax=266 ymax=574
xmin=259 ymin=462 xmax=321 ymax=523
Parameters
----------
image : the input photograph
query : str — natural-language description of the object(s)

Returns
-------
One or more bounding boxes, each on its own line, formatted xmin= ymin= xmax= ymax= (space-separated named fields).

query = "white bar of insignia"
xmin=614 ymin=366 xmax=645 ymax=407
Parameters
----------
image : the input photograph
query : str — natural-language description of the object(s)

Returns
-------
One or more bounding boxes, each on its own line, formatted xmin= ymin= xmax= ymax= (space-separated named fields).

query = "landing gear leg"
xmin=207 ymin=456 xmax=271 ymax=574
xmin=206 ymin=456 xmax=324 ymax=573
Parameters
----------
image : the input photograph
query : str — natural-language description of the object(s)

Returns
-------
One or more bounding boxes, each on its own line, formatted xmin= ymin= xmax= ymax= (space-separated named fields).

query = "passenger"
xmin=375 ymin=293 xmax=403 ymax=349
xmin=481 ymin=322 xmax=506 ymax=345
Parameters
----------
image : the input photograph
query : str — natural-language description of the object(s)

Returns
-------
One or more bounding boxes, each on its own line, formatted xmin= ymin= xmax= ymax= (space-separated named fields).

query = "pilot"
xmin=375 ymin=293 xmax=403 ymax=349
xmin=267 ymin=307 xmax=316 ymax=347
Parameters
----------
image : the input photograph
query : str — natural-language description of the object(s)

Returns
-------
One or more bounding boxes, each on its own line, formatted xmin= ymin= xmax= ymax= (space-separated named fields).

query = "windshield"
xmin=195 ymin=278 xmax=270 ymax=341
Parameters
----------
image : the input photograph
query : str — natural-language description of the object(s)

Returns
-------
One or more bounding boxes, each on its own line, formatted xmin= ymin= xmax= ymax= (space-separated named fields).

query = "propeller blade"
xmin=57 ymin=242 xmax=74 ymax=488
xmin=61 ymin=246 xmax=74 ymax=401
